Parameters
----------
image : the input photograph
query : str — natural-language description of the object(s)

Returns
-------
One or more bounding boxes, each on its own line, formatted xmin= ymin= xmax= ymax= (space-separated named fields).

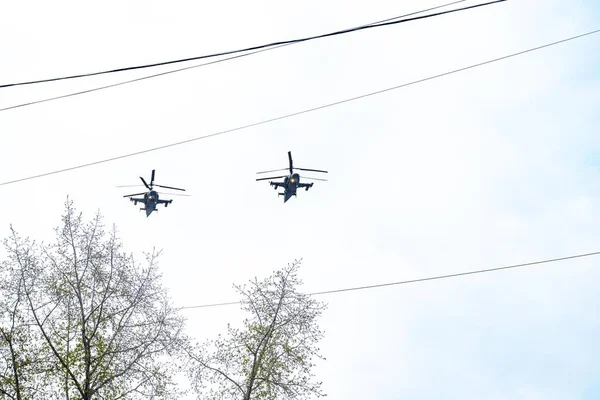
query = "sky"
xmin=1 ymin=0 xmax=600 ymax=398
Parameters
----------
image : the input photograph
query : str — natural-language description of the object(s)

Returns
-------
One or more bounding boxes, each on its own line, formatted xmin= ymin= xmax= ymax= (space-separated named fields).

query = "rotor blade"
xmin=296 ymin=167 xmax=328 ymax=173
xmin=154 ymin=184 xmax=186 ymax=191
xmin=256 ymin=175 xmax=287 ymax=182
xmin=140 ymin=177 xmax=150 ymax=189
xmin=151 ymin=169 xmax=155 ymax=184
xmin=288 ymin=151 xmax=293 ymax=174
xmin=123 ymin=192 xmax=146 ymax=197
xmin=256 ymin=168 xmax=288 ymax=174
xmin=115 ymin=184 xmax=144 ymax=188
xmin=157 ymin=191 xmax=191 ymax=197
xmin=302 ymin=177 xmax=328 ymax=181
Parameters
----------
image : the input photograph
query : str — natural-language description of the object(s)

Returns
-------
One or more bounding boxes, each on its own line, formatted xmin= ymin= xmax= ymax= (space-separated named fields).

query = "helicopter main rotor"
xmin=256 ymin=151 xmax=328 ymax=181
xmin=119 ymin=169 xmax=188 ymax=197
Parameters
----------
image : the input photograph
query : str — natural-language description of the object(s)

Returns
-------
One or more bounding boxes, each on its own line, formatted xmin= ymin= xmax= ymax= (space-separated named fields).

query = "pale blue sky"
xmin=1 ymin=0 xmax=599 ymax=398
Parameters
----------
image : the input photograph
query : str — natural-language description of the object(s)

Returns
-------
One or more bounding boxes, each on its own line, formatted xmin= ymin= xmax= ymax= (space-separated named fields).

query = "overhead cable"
xmin=0 ymin=28 xmax=598 ymax=187
xmin=178 ymin=250 xmax=600 ymax=310
xmin=0 ymin=0 xmax=468 ymax=112
xmin=0 ymin=0 xmax=504 ymax=89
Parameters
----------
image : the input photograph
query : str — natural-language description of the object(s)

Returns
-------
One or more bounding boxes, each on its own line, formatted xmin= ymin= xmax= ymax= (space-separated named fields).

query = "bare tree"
xmin=2 ymin=199 xmax=189 ymax=399
xmin=188 ymin=259 xmax=327 ymax=400
xmin=0 ymin=259 xmax=54 ymax=400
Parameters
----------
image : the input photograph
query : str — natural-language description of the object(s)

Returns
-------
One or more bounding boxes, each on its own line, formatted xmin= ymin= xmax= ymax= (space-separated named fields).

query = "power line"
xmin=1 ymin=0 xmax=504 ymax=89
xmin=178 ymin=250 xmax=600 ymax=310
xmin=0 ymin=0 xmax=468 ymax=113
xmin=1 ymin=28 xmax=597 ymax=187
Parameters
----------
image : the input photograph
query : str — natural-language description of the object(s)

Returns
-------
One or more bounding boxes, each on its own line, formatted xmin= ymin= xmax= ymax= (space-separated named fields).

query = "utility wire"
xmin=0 ymin=0 xmax=467 ymax=112
xmin=0 ymin=28 xmax=597 ymax=187
xmin=178 ymin=250 xmax=600 ymax=310
xmin=1 ymin=0 xmax=504 ymax=89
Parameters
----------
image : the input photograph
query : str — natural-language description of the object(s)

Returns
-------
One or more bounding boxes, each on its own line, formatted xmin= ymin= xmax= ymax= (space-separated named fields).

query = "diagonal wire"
xmin=177 ymin=250 xmax=600 ymax=310
xmin=0 ymin=0 xmax=503 ymax=89
xmin=0 ymin=0 xmax=467 ymax=112
xmin=0 ymin=28 xmax=597 ymax=187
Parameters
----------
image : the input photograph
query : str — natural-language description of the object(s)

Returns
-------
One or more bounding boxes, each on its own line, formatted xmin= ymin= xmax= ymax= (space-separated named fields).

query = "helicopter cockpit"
xmin=146 ymin=191 xmax=158 ymax=201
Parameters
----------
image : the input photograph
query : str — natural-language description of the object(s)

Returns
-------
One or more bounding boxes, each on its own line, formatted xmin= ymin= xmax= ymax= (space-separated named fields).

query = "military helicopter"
xmin=119 ymin=169 xmax=187 ymax=217
xmin=256 ymin=151 xmax=328 ymax=203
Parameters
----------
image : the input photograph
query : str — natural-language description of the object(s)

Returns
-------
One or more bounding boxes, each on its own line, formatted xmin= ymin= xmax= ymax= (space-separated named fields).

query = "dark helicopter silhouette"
xmin=256 ymin=151 xmax=327 ymax=203
xmin=120 ymin=169 xmax=187 ymax=217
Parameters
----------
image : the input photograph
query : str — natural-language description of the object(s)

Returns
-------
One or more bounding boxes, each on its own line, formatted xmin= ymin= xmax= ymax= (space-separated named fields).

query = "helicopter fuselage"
xmin=256 ymin=151 xmax=325 ymax=203
xmin=123 ymin=169 xmax=183 ymax=217
xmin=271 ymin=173 xmax=311 ymax=203
xmin=283 ymin=174 xmax=299 ymax=201
xmin=144 ymin=191 xmax=159 ymax=215
xmin=131 ymin=190 xmax=160 ymax=216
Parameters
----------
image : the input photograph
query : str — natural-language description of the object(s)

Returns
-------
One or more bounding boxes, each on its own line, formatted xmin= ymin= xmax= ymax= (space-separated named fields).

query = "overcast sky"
xmin=1 ymin=0 xmax=600 ymax=398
